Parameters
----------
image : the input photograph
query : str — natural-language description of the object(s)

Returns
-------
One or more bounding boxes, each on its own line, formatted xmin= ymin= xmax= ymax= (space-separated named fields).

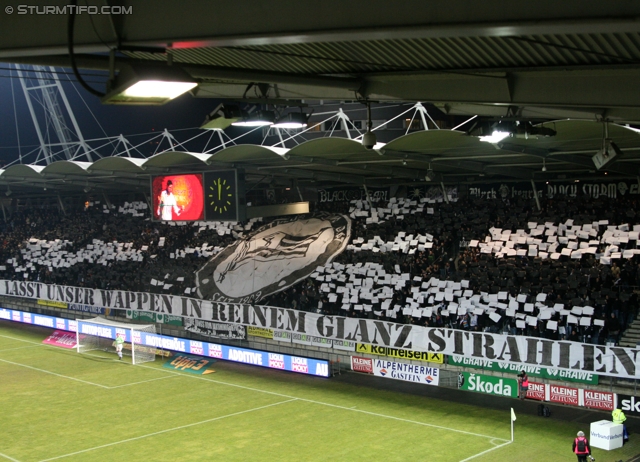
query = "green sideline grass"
xmin=0 ymin=322 xmax=636 ymax=462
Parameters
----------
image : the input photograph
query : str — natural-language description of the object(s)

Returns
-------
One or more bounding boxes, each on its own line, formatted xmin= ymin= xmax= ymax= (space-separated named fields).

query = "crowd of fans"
xmin=0 ymin=189 xmax=638 ymax=347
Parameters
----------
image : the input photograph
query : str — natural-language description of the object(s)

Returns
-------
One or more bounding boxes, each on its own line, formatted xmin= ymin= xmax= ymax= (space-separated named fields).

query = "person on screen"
xmin=157 ymin=180 xmax=183 ymax=220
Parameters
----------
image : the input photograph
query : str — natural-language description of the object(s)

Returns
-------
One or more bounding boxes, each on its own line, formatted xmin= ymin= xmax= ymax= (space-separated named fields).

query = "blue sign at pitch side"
xmin=139 ymin=333 xmax=329 ymax=377
xmin=0 ymin=307 xmax=330 ymax=377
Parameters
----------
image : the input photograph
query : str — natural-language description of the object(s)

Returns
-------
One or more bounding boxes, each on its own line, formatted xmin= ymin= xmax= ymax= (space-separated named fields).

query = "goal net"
xmin=76 ymin=316 xmax=157 ymax=364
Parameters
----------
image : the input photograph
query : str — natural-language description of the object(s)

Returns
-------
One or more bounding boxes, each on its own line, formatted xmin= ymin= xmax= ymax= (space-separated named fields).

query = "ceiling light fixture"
xmin=102 ymin=63 xmax=197 ymax=105
xmin=593 ymin=122 xmax=623 ymax=170
xmin=201 ymin=103 xmax=243 ymax=130
xmin=232 ymin=110 xmax=275 ymax=127
xmin=425 ymin=163 xmax=435 ymax=181
xmin=542 ymin=159 xmax=547 ymax=172
xmin=5 ymin=188 xmax=11 ymax=197
xmin=273 ymin=112 xmax=309 ymax=129
xmin=479 ymin=130 xmax=510 ymax=143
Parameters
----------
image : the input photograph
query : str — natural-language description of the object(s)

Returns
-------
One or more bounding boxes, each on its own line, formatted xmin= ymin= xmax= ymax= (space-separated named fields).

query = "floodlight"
xmin=273 ymin=113 xmax=309 ymax=129
xmin=425 ymin=164 xmax=435 ymax=181
xmin=201 ymin=104 xmax=243 ymax=130
xmin=592 ymin=139 xmax=623 ymax=170
xmin=479 ymin=130 xmax=510 ymax=143
xmin=102 ymin=64 xmax=197 ymax=105
xmin=232 ymin=110 xmax=275 ymax=127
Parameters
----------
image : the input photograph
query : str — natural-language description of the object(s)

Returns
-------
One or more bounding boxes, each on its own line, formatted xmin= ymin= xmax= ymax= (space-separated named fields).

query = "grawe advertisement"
xmin=448 ymin=355 xmax=598 ymax=385
xmin=372 ymin=359 xmax=439 ymax=386
xmin=126 ymin=310 xmax=182 ymax=326
xmin=457 ymin=372 xmax=518 ymax=398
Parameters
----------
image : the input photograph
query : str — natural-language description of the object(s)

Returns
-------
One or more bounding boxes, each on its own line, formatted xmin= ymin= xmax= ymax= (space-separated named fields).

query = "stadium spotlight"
xmin=273 ymin=112 xmax=309 ymax=129
xmin=102 ymin=63 xmax=197 ymax=105
xmin=593 ymin=138 xmax=623 ymax=170
xmin=425 ymin=163 xmax=435 ymax=181
xmin=232 ymin=110 xmax=276 ymax=127
xmin=479 ymin=130 xmax=510 ymax=143
xmin=201 ymin=103 xmax=243 ymax=130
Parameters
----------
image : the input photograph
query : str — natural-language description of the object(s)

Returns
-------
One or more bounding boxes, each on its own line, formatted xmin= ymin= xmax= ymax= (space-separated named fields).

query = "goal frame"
xmin=75 ymin=316 xmax=156 ymax=364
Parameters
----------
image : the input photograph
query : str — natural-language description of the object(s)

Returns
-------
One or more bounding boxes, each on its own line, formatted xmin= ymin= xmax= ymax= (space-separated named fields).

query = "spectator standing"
xmin=612 ymin=408 xmax=629 ymax=441
xmin=572 ymin=431 xmax=591 ymax=462
xmin=517 ymin=371 xmax=529 ymax=401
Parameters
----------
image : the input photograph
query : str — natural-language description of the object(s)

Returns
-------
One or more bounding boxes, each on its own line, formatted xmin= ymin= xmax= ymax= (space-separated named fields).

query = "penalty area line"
xmin=0 ymin=452 xmax=20 ymax=462
xmin=459 ymin=440 xmax=512 ymax=462
xmin=0 ymin=345 xmax=41 ymax=353
xmin=38 ymin=398 xmax=298 ymax=462
xmin=108 ymin=375 xmax=178 ymax=389
xmin=0 ymin=357 xmax=110 ymax=389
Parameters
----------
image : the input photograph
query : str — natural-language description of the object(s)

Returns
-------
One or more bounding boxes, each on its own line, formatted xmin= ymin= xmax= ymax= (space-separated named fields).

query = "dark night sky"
xmin=0 ymin=66 xmax=245 ymax=166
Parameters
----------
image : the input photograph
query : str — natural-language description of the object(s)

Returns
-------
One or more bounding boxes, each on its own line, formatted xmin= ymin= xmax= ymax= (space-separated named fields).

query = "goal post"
xmin=76 ymin=316 xmax=157 ymax=364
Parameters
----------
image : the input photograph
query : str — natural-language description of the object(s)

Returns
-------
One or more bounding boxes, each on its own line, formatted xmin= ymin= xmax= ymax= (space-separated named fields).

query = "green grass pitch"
xmin=0 ymin=322 xmax=637 ymax=462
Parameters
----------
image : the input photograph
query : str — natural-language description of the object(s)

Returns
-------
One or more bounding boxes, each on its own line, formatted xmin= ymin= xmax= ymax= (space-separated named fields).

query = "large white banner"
xmin=195 ymin=212 xmax=351 ymax=303
xmin=2 ymin=279 xmax=639 ymax=379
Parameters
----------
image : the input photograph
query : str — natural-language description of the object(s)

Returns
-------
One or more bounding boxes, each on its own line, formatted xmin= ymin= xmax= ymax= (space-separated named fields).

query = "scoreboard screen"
xmin=152 ymin=174 xmax=204 ymax=221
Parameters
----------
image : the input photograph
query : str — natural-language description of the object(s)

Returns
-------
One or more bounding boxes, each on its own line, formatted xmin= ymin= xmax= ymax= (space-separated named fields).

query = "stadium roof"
xmin=0 ymin=120 xmax=638 ymax=196
xmin=2 ymin=1 xmax=640 ymax=196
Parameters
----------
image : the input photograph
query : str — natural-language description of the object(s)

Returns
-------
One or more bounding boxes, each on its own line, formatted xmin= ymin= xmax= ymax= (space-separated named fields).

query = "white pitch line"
xmin=108 ymin=375 xmax=177 ymax=389
xmin=459 ymin=440 xmax=512 ymax=462
xmin=0 ymin=333 xmax=508 ymax=444
xmin=0 ymin=452 xmax=20 ymax=462
xmin=0 ymin=334 xmax=44 ymax=345
xmin=38 ymin=398 xmax=298 ymax=462
xmin=139 ymin=364 xmax=509 ymax=442
xmin=0 ymin=345 xmax=41 ymax=353
xmin=0 ymin=336 xmax=179 ymax=390
xmin=0 ymin=357 xmax=109 ymax=389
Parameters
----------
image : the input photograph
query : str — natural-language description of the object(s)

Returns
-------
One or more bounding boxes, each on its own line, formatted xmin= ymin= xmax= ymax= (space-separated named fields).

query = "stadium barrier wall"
xmin=1 ymin=280 xmax=639 ymax=380
xmin=1 ymin=294 xmax=636 ymax=407
xmin=0 ymin=297 xmax=640 ymax=416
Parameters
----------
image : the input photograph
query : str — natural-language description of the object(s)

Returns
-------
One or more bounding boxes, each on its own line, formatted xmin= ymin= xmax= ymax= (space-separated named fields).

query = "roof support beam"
xmin=257 ymin=167 xmax=365 ymax=185
xmin=3 ymin=55 xmax=363 ymax=92
xmin=3 ymin=3 xmax=640 ymax=57
xmin=496 ymin=142 xmax=639 ymax=176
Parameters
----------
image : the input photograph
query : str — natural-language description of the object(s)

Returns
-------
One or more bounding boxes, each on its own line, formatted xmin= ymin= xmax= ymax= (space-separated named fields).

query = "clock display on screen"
xmin=209 ymin=177 xmax=233 ymax=213
xmin=204 ymin=170 xmax=241 ymax=221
